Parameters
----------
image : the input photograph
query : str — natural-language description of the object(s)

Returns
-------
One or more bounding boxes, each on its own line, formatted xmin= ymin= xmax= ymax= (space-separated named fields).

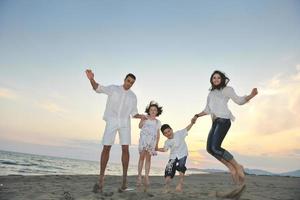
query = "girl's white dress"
xmin=138 ymin=119 xmax=161 ymax=156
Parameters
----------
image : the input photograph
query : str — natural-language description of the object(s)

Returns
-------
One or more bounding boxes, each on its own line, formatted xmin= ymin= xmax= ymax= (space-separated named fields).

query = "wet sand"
xmin=0 ymin=173 xmax=299 ymax=200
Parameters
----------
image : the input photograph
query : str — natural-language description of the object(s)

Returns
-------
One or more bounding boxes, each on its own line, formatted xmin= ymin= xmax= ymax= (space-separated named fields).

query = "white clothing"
xmin=203 ymin=86 xmax=247 ymax=121
xmin=138 ymin=119 xmax=161 ymax=156
xmin=163 ymin=129 xmax=188 ymax=159
xmin=102 ymin=121 xmax=131 ymax=145
xmin=96 ymin=84 xmax=138 ymax=125
xmin=95 ymin=84 xmax=138 ymax=145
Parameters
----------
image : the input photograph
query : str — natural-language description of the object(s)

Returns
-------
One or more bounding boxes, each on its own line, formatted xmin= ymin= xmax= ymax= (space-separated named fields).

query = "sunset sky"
xmin=0 ymin=0 xmax=300 ymax=173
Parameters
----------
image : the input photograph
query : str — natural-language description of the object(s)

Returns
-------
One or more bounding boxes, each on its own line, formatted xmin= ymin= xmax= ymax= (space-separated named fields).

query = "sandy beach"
xmin=0 ymin=173 xmax=299 ymax=200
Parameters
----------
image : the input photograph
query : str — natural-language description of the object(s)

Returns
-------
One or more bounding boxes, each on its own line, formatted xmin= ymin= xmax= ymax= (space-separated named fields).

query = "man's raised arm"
xmin=85 ymin=69 xmax=99 ymax=90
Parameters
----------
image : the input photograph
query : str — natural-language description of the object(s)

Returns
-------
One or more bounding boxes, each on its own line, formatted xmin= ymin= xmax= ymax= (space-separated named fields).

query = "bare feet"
xmin=92 ymin=175 xmax=104 ymax=193
xmin=175 ymin=183 xmax=183 ymax=192
xmin=237 ymin=165 xmax=245 ymax=184
xmin=144 ymin=176 xmax=150 ymax=192
xmin=163 ymin=185 xmax=170 ymax=193
xmin=144 ymin=176 xmax=150 ymax=186
xmin=121 ymin=176 xmax=127 ymax=191
xmin=98 ymin=175 xmax=104 ymax=192
xmin=229 ymin=169 xmax=239 ymax=185
xmin=137 ymin=175 xmax=142 ymax=187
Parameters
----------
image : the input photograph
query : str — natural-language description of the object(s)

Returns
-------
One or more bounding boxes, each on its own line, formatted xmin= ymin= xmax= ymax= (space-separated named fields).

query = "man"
xmin=85 ymin=69 xmax=146 ymax=192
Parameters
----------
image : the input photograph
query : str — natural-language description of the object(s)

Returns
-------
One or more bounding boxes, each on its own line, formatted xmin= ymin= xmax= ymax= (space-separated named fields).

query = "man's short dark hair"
xmin=161 ymin=124 xmax=171 ymax=134
xmin=125 ymin=73 xmax=136 ymax=80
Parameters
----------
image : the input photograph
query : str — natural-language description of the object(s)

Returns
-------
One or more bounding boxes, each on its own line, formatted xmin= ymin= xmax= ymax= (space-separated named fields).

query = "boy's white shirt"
xmin=163 ymin=128 xmax=188 ymax=159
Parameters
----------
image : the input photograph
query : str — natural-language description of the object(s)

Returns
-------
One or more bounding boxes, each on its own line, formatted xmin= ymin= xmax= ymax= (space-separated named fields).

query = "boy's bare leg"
xmin=163 ymin=176 xmax=172 ymax=193
xmin=175 ymin=172 xmax=184 ymax=192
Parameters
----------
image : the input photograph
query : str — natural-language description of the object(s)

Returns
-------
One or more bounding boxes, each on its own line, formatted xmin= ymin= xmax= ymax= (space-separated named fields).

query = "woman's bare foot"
xmin=229 ymin=169 xmax=239 ymax=185
xmin=237 ymin=165 xmax=245 ymax=184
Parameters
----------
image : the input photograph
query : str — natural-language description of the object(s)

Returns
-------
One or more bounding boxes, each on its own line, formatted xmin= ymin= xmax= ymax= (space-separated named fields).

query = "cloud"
xmin=291 ymin=149 xmax=300 ymax=157
xmin=238 ymin=65 xmax=300 ymax=135
xmin=0 ymin=87 xmax=17 ymax=99
xmin=38 ymin=101 xmax=67 ymax=114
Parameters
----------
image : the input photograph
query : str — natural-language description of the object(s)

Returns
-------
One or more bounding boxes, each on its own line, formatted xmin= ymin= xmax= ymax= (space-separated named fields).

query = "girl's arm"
xmin=138 ymin=119 xmax=145 ymax=129
xmin=134 ymin=114 xmax=147 ymax=120
xmin=156 ymin=147 xmax=167 ymax=152
xmin=155 ymin=130 xmax=160 ymax=150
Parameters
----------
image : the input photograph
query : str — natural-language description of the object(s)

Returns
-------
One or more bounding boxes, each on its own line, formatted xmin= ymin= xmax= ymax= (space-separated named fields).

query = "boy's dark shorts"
xmin=164 ymin=156 xmax=187 ymax=178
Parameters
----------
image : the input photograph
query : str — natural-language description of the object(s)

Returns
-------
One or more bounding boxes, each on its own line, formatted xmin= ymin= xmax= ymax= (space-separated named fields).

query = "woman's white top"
xmin=203 ymin=86 xmax=248 ymax=121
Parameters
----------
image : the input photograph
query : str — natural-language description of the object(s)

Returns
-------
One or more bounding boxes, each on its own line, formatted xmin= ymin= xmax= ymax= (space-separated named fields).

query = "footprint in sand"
xmin=216 ymin=184 xmax=246 ymax=200
xmin=147 ymin=193 xmax=154 ymax=197
xmin=63 ymin=191 xmax=74 ymax=200
xmin=103 ymin=191 xmax=114 ymax=197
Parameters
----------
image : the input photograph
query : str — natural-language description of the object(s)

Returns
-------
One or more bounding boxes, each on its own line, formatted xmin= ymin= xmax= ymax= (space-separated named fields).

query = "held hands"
xmin=191 ymin=116 xmax=198 ymax=124
xmin=141 ymin=114 xmax=148 ymax=121
xmin=85 ymin=69 xmax=94 ymax=80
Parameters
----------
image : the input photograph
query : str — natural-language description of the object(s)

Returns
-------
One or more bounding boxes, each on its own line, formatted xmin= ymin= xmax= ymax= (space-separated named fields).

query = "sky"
xmin=0 ymin=0 xmax=300 ymax=173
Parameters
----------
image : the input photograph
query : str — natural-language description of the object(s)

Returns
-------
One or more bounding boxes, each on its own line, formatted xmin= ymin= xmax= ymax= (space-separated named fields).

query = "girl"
xmin=195 ymin=70 xmax=258 ymax=185
xmin=137 ymin=101 xmax=163 ymax=190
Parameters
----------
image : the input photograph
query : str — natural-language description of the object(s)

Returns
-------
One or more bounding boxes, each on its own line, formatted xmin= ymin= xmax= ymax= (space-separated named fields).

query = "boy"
xmin=156 ymin=116 xmax=197 ymax=192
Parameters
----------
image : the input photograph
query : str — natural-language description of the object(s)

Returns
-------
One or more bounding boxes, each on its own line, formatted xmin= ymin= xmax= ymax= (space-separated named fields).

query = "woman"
xmin=195 ymin=70 xmax=258 ymax=185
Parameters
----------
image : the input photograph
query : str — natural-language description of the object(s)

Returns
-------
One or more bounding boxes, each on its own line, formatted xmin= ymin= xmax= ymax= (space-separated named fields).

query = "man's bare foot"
xmin=93 ymin=183 xmax=102 ymax=193
xmin=175 ymin=184 xmax=183 ymax=192
xmin=93 ymin=176 xmax=104 ymax=194
xmin=120 ymin=176 xmax=127 ymax=191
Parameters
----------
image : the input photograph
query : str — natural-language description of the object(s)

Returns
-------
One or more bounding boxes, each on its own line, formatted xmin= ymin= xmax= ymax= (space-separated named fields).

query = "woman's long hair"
xmin=210 ymin=70 xmax=230 ymax=91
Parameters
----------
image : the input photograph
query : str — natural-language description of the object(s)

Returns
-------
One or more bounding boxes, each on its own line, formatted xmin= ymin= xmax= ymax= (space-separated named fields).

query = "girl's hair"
xmin=210 ymin=70 xmax=230 ymax=91
xmin=145 ymin=101 xmax=163 ymax=116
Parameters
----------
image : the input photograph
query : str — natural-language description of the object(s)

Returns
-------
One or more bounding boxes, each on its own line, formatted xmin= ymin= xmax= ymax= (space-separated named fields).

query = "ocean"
xmin=0 ymin=150 xmax=204 ymax=176
xmin=0 ymin=150 xmax=164 ymax=176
